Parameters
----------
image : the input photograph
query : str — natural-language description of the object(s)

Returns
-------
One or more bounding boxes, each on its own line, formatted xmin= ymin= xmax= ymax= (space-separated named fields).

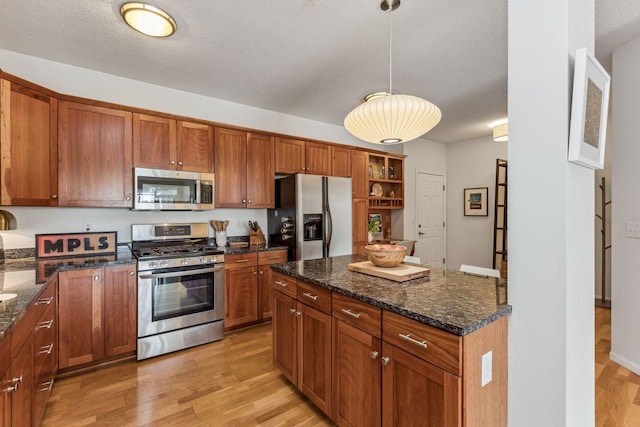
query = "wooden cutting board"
xmin=348 ymin=261 xmax=430 ymax=282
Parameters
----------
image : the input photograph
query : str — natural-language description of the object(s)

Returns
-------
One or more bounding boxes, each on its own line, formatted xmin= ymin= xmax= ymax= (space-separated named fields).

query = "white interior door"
xmin=416 ymin=173 xmax=445 ymax=268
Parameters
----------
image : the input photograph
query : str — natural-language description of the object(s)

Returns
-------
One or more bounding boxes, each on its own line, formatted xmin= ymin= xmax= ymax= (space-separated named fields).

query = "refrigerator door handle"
xmin=326 ymin=202 xmax=333 ymax=255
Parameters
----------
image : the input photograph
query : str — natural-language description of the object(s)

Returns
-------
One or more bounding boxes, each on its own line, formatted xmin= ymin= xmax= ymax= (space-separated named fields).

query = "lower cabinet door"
xmin=272 ymin=290 xmax=297 ymax=384
xmin=225 ymin=266 xmax=258 ymax=328
xmin=258 ymin=267 xmax=273 ymax=320
xmin=297 ymin=302 xmax=332 ymax=417
xmin=11 ymin=339 xmax=33 ymax=427
xmin=381 ymin=342 xmax=461 ymax=427
xmin=104 ymin=264 xmax=137 ymax=357
xmin=332 ymin=320 xmax=381 ymax=427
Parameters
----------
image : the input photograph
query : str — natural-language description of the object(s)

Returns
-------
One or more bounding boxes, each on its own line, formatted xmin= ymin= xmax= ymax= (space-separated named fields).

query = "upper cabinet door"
xmin=331 ymin=146 xmax=351 ymax=177
xmin=177 ymin=121 xmax=213 ymax=173
xmin=214 ymin=128 xmax=247 ymax=208
xmin=0 ymin=79 xmax=58 ymax=206
xmin=305 ymin=142 xmax=331 ymax=176
xmin=275 ymin=137 xmax=306 ymax=174
xmin=58 ymin=101 xmax=133 ymax=207
xmin=132 ymin=113 xmax=177 ymax=170
xmin=350 ymin=150 xmax=369 ymax=199
xmin=246 ymin=133 xmax=275 ymax=208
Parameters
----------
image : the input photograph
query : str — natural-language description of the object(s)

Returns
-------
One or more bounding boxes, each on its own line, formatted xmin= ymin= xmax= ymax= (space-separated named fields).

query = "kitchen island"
xmin=271 ymin=254 xmax=511 ymax=426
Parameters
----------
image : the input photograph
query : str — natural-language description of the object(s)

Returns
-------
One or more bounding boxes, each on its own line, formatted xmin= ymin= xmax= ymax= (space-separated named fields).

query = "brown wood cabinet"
xmin=257 ymin=250 xmax=287 ymax=320
xmin=58 ymin=101 xmax=133 ymax=207
xmin=275 ymin=137 xmax=332 ymax=176
xmin=331 ymin=146 xmax=351 ymax=177
xmin=350 ymin=150 xmax=369 ymax=199
xmin=0 ymin=370 xmax=10 ymax=426
xmin=215 ymin=128 xmax=275 ymax=208
xmin=0 ymin=78 xmax=58 ymax=206
xmin=352 ymin=198 xmax=369 ymax=254
xmin=58 ymin=264 xmax=137 ymax=370
xmin=273 ymin=289 xmax=298 ymax=384
xmin=10 ymin=336 xmax=33 ymax=427
xmin=133 ymin=113 xmax=213 ymax=172
xmin=304 ymin=141 xmax=331 ymax=176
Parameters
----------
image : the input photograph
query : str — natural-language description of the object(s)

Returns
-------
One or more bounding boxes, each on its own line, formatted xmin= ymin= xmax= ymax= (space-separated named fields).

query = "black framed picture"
xmin=464 ymin=187 xmax=488 ymax=216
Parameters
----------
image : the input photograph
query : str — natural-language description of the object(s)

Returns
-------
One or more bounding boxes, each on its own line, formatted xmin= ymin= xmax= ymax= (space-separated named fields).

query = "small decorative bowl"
xmin=364 ymin=244 xmax=407 ymax=268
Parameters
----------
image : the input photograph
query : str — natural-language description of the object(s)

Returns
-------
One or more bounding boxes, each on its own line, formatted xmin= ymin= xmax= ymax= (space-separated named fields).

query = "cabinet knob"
xmin=253 ymin=271 xmax=257 ymax=276
xmin=247 ymin=200 xmax=252 ymax=204
xmin=178 ymin=161 xmax=183 ymax=166
xmin=94 ymin=275 xmax=100 ymax=281
xmin=129 ymin=271 xmax=135 ymax=276
xmin=125 ymin=195 xmax=131 ymax=201
xmin=370 ymin=351 xmax=379 ymax=360
xmin=289 ymin=308 xmax=296 ymax=315
xmin=381 ymin=356 xmax=390 ymax=366
xmin=170 ymin=161 xmax=176 ymax=165
xmin=259 ymin=271 xmax=264 ymax=275
xmin=295 ymin=311 xmax=301 ymax=317
xmin=242 ymin=199 xmax=247 ymax=203
xmin=51 ymin=194 xmax=58 ymax=199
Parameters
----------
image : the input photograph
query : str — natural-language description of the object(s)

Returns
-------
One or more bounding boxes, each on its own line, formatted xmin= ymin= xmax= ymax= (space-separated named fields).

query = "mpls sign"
xmin=35 ymin=232 xmax=117 ymax=258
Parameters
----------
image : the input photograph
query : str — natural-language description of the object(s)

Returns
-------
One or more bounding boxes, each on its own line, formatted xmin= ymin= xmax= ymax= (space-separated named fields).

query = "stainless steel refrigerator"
xmin=267 ymin=174 xmax=352 ymax=260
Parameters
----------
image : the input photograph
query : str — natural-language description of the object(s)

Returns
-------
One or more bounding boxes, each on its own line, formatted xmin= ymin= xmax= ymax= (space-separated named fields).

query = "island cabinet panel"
xmin=10 ymin=335 xmax=33 ymax=427
xmin=257 ymin=250 xmax=288 ymax=320
xmin=58 ymin=101 xmax=133 ymax=207
xmin=332 ymin=319 xmax=381 ymax=427
xmin=132 ymin=113 xmax=177 ymax=170
xmin=297 ymin=302 xmax=332 ymax=416
xmin=331 ymin=146 xmax=351 ymax=177
xmin=0 ymin=370 xmax=10 ymax=426
xmin=305 ymin=141 xmax=331 ymax=176
xmin=104 ymin=264 xmax=137 ymax=357
xmin=58 ymin=264 xmax=137 ymax=371
xmin=297 ymin=280 xmax=331 ymax=314
xmin=215 ymin=128 xmax=274 ymax=208
xmin=275 ymin=137 xmax=306 ymax=174
xmin=350 ymin=150 xmax=369 ymax=199
xmin=272 ymin=270 xmax=297 ymax=298
xmin=272 ymin=290 xmax=298 ymax=385
xmin=381 ymin=342 xmax=461 ymax=427
xmin=0 ymin=78 xmax=58 ymax=206
xmin=332 ymin=292 xmax=381 ymax=338
xmin=177 ymin=121 xmax=214 ymax=173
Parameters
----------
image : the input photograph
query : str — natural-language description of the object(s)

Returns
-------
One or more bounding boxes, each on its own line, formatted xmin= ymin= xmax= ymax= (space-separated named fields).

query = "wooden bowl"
xmin=364 ymin=244 xmax=407 ymax=268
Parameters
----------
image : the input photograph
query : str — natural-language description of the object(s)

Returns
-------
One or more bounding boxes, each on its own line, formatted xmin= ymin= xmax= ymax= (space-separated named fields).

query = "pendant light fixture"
xmin=120 ymin=3 xmax=177 ymax=38
xmin=344 ymin=0 xmax=441 ymax=144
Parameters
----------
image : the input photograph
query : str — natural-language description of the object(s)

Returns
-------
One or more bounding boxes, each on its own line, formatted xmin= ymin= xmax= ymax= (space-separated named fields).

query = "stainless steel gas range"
xmin=131 ymin=223 xmax=224 ymax=360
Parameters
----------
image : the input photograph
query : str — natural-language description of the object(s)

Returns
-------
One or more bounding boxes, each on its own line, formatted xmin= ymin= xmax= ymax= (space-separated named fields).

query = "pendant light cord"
xmin=388 ymin=8 xmax=393 ymax=95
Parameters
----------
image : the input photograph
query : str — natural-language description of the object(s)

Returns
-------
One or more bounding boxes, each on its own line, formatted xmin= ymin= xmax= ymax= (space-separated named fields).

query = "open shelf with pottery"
xmin=367 ymin=154 xmax=404 ymax=210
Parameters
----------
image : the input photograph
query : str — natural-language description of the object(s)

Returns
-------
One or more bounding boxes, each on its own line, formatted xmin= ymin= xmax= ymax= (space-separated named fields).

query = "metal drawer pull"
xmin=39 ymin=379 xmax=54 ymax=392
xmin=6 ymin=375 xmax=22 ymax=392
xmin=398 ymin=333 xmax=428 ymax=349
xmin=36 ymin=319 xmax=54 ymax=330
xmin=341 ymin=308 xmax=361 ymax=319
xmin=39 ymin=343 xmax=54 ymax=355
xmin=302 ymin=292 xmax=318 ymax=301
xmin=235 ymin=259 xmax=250 ymax=263
xmin=370 ymin=351 xmax=379 ymax=359
xmin=35 ymin=297 xmax=53 ymax=305
xmin=269 ymin=255 xmax=281 ymax=259
xmin=275 ymin=280 xmax=288 ymax=288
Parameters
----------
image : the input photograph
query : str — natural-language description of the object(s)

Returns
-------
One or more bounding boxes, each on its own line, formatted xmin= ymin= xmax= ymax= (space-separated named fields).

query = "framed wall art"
xmin=568 ymin=47 xmax=611 ymax=170
xmin=464 ymin=187 xmax=488 ymax=216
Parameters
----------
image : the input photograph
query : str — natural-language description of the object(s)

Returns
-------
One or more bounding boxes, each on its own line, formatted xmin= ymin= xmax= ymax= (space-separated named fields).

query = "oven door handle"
xmin=139 ymin=265 xmax=223 ymax=280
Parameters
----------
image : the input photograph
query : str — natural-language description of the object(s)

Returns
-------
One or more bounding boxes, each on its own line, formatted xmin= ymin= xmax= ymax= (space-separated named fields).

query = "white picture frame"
xmin=568 ymin=47 xmax=611 ymax=170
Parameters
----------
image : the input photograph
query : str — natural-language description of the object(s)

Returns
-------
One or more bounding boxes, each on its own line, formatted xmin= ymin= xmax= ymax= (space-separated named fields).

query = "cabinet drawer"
xmin=272 ymin=271 xmax=297 ymax=298
xmin=297 ymin=280 xmax=331 ymax=315
xmin=225 ymin=253 xmax=258 ymax=269
xmin=31 ymin=279 xmax=55 ymax=321
xmin=383 ymin=311 xmax=462 ymax=375
xmin=258 ymin=250 xmax=288 ymax=265
xmin=332 ymin=292 xmax=381 ymax=338
xmin=34 ymin=303 xmax=55 ymax=376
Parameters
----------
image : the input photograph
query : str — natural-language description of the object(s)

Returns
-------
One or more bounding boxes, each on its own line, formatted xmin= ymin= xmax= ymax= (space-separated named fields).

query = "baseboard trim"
xmin=609 ymin=351 xmax=640 ymax=376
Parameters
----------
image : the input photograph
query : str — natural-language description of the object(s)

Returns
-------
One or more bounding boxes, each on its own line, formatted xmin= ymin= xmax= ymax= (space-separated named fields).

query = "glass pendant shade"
xmin=344 ymin=93 xmax=442 ymax=144
xmin=493 ymin=123 xmax=508 ymax=142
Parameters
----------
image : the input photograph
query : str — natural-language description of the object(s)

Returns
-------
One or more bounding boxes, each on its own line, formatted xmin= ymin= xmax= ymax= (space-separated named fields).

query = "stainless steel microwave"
xmin=133 ymin=168 xmax=214 ymax=211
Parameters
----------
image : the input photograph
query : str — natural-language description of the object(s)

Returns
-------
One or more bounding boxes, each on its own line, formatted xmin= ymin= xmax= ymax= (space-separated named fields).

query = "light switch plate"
xmin=626 ymin=222 xmax=640 ymax=239
xmin=481 ymin=351 xmax=492 ymax=387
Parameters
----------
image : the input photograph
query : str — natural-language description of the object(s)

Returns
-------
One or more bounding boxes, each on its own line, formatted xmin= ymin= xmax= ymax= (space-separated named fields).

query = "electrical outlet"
xmin=83 ymin=222 xmax=93 ymax=232
xmin=481 ymin=351 xmax=492 ymax=387
xmin=626 ymin=222 xmax=640 ymax=238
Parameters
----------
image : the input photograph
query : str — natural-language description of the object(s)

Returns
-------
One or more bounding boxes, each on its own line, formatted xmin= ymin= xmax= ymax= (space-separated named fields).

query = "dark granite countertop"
xmin=0 ymin=247 xmax=136 ymax=342
xmin=222 ymin=244 xmax=288 ymax=256
xmin=271 ymin=254 xmax=511 ymax=336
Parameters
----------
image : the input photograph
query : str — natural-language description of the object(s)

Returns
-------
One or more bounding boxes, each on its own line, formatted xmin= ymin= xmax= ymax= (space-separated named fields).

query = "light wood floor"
xmin=42 ymin=324 xmax=334 ymax=426
xmin=42 ymin=310 xmax=640 ymax=426
xmin=596 ymin=307 xmax=640 ymax=426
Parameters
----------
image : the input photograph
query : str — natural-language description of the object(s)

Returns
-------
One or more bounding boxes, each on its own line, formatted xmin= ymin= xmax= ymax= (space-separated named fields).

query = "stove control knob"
xmin=200 ymin=257 xmax=209 ymax=264
xmin=160 ymin=261 xmax=169 ymax=268
xmin=181 ymin=259 xmax=189 ymax=265
xmin=149 ymin=261 xmax=158 ymax=268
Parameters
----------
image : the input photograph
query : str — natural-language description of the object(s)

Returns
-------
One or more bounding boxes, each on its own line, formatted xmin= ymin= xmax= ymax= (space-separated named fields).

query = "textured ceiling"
xmin=0 ymin=0 xmax=638 ymax=143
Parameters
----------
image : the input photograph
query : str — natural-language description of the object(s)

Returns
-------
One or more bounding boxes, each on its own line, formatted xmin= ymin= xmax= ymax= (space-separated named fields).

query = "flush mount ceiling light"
xmin=120 ymin=3 xmax=176 ymax=37
xmin=489 ymin=119 xmax=509 ymax=142
xmin=344 ymin=0 xmax=441 ymax=144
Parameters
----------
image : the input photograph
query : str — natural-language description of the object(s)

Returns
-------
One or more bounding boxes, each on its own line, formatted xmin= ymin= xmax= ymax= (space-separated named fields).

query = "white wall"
xmin=508 ymin=0 xmax=595 ymax=425
xmin=611 ymin=34 xmax=640 ymax=375
xmin=400 ymin=138 xmax=447 ymax=254
xmin=0 ymin=49 xmax=403 ymax=249
xmin=595 ymin=125 xmax=612 ymax=301
xmin=445 ymin=136 xmax=507 ymax=270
